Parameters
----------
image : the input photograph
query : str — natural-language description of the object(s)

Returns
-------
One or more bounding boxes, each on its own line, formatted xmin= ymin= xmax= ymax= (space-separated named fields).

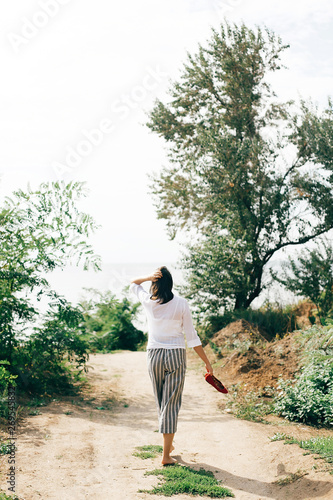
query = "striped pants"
xmin=147 ymin=348 xmax=186 ymax=434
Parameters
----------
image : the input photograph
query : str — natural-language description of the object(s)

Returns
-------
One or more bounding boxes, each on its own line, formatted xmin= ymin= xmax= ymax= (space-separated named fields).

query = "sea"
xmin=45 ymin=260 xmax=297 ymax=330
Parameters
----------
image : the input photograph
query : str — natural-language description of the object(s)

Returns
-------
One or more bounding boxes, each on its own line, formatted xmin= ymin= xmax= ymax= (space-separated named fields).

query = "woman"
xmin=130 ymin=266 xmax=213 ymax=466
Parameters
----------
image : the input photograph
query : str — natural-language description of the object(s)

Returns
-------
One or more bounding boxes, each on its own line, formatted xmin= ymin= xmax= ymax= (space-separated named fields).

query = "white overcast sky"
xmin=1 ymin=0 xmax=333 ymax=266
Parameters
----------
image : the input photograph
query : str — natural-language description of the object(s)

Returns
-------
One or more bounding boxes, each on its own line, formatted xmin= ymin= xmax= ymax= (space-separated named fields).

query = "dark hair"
xmin=150 ymin=266 xmax=174 ymax=304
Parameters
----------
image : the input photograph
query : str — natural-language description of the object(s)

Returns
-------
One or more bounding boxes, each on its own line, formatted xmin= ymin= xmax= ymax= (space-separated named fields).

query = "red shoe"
xmin=205 ymin=373 xmax=228 ymax=394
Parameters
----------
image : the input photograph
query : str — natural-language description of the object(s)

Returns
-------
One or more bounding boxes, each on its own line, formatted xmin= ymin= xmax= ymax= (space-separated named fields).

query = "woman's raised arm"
xmin=131 ymin=270 xmax=162 ymax=285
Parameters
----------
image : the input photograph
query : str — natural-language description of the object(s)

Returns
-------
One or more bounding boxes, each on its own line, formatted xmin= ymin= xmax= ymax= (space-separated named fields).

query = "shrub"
xmin=274 ymin=360 xmax=333 ymax=427
xmin=0 ymin=361 xmax=17 ymax=419
xmin=203 ymin=303 xmax=298 ymax=341
xmin=81 ymin=290 xmax=146 ymax=352
xmin=12 ymin=304 xmax=89 ymax=395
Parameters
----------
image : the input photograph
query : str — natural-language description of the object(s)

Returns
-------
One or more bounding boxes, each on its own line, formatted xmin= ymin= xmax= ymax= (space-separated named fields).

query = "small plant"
xmin=270 ymin=434 xmax=333 ymax=473
xmin=226 ymin=385 xmax=274 ymax=422
xmin=273 ymin=469 xmax=307 ymax=485
xmin=140 ymin=464 xmax=233 ymax=497
xmin=0 ymin=441 xmax=14 ymax=455
xmin=0 ymin=492 xmax=20 ymax=500
xmin=28 ymin=409 xmax=42 ymax=416
xmin=133 ymin=445 xmax=163 ymax=459
xmin=298 ymin=437 xmax=333 ymax=464
xmin=270 ymin=433 xmax=297 ymax=445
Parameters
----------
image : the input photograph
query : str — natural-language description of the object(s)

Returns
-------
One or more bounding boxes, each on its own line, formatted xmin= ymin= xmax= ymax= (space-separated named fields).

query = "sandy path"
xmin=2 ymin=351 xmax=333 ymax=500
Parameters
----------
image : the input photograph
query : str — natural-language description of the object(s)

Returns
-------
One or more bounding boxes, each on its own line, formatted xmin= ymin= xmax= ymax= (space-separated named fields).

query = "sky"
xmin=1 ymin=0 xmax=333 ymax=272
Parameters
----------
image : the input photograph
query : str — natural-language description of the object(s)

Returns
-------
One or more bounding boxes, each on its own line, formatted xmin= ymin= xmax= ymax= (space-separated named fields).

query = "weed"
xmin=270 ymin=434 xmax=333 ymax=472
xmin=140 ymin=464 xmax=233 ymax=497
xmin=28 ymin=409 xmax=42 ymax=416
xmin=0 ymin=442 xmax=14 ymax=455
xmin=298 ymin=436 xmax=333 ymax=464
xmin=274 ymin=469 xmax=307 ymax=485
xmin=133 ymin=445 xmax=163 ymax=459
xmin=28 ymin=398 xmax=47 ymax=408
xmin=226 ymin=385 xmax=274 ymax=422
xmin=269 ymin=433 xmax=297 ymax=445
xmin=0 ymin=492 xmax=20 ymax=500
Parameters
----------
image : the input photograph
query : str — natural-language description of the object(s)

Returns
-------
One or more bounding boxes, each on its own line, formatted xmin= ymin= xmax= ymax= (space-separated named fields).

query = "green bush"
xmin=81 ymin=290 xmax=146 ymax=352
xmin=274 ymin=360 xmax=333 ymax=427
xmin=12 ymin=304 xmax=89 ymax=395
xmin=0 ymin=361 xmax=17 ymax=419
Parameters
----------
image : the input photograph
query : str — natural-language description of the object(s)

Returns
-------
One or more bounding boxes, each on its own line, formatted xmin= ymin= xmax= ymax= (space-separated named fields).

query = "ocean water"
xmin=24 ymin=259 xmax=299 ymax=336
xmin=47 ymin=262 xmax=183 ymax=329
xmin=47 ymin=259 xmax=297 ymax=312
xmin=47 ymin=262 xmax=183 ymax=305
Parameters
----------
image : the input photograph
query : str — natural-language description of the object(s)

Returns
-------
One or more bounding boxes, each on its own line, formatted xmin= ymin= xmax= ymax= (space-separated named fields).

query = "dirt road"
xmin=2 ymin=351 xmax=333 ymax=500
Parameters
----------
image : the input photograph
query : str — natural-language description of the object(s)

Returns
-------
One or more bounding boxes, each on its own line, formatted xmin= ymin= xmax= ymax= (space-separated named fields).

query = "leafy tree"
xmin=80 ymin=289 xmax=145 ymax=351
xmin=147 ymin=21 xmax=333 ymax=312
xmin=274 ymin=239 xmax=333 ymax=321
xmin=0 ymin=181 xmax=100 ymax=385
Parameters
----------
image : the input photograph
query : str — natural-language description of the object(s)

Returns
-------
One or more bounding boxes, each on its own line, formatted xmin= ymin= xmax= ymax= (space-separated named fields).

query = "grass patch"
xmin=133 ymin=445 xmax=163 ymax=459
xmin=226 ymin=385 xmax=274 ymax=422
xmin=298 ymin=437 xmax=333 ymax=464
xmin=270 ymin=433 xmax=333 ymax=473
xmin=140 ymin=464 xmax=234 ymax=497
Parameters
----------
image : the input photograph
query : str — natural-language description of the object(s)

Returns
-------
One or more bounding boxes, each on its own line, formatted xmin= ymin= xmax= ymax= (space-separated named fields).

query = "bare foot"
xmin=161 ymin=456 xmax=177 ymax=466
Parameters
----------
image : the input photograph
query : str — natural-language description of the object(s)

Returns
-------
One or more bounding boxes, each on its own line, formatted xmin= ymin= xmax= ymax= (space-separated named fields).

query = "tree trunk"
xmin=234 ymin=264 xmax=264 ymax=310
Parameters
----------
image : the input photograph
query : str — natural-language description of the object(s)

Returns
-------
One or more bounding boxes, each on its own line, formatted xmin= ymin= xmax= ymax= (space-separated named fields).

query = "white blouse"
xmin=130 ymin=283 xmax=202 ymax=350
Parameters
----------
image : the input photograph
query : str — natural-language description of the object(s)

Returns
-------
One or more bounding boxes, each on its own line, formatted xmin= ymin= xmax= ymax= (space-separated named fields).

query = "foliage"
xmin=80 ymin=289 xmax=146 ymax=352
xmin=295 ymin=323 xmax=333 ymax=364
xmin=226 ymin=384 xmax=274 ymax=422
xmin=273 ymin=470 xmax=307 ymax=486
xmin=133 ymin=445 xmax=163 ymax=459
xmin=273 ymin=239 xmax=333 ymax=322
xmin=147 ymin=21 xmax=333 ymax=312
xmin=141 ymin=464 xmax=233 ymax=497
xmin=0 ymin=493 xmax=20 ymax=500
xmin=298 ymin=436 xmax=333 ymax=465
xmin=270 ymin=433 xmax=333 ymax=472
xmin=0 ymin=361 xmax=17 ymax=419
xmin=14 ymin=303 xmax=89 ymax=395
xmin=274 ymin=360 xmax=333 ymax=427
xmin=202 ymin=303 xmax=298 ymax=342
xmin=0 ymin=182 xmax=100 ymax=394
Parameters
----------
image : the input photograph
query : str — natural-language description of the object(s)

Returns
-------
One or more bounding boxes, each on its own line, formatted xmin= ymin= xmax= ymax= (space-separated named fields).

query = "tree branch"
xmin=263 ymin=226 xmax=330 ymax=263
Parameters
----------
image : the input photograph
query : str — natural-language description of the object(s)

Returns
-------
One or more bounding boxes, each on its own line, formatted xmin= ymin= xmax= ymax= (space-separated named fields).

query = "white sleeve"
xmin=182 ymin=300 xmax=202 ymax=348
xmin=129 ymin=283 xmax=149 ymax=303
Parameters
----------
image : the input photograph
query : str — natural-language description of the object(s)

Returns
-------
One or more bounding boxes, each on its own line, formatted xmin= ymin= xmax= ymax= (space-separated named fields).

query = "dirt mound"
xmin=212 ymin=319 xmax=270 ymax=345
xmin=210 ymin=321 xmax=301 ymax=392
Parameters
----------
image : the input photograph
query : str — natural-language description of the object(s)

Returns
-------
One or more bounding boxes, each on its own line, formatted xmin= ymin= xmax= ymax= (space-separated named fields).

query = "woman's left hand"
xmin=205 ymin=363 xmax=214 ymax=375
xmin=150 ymin=270 xmax=162 ymax=282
